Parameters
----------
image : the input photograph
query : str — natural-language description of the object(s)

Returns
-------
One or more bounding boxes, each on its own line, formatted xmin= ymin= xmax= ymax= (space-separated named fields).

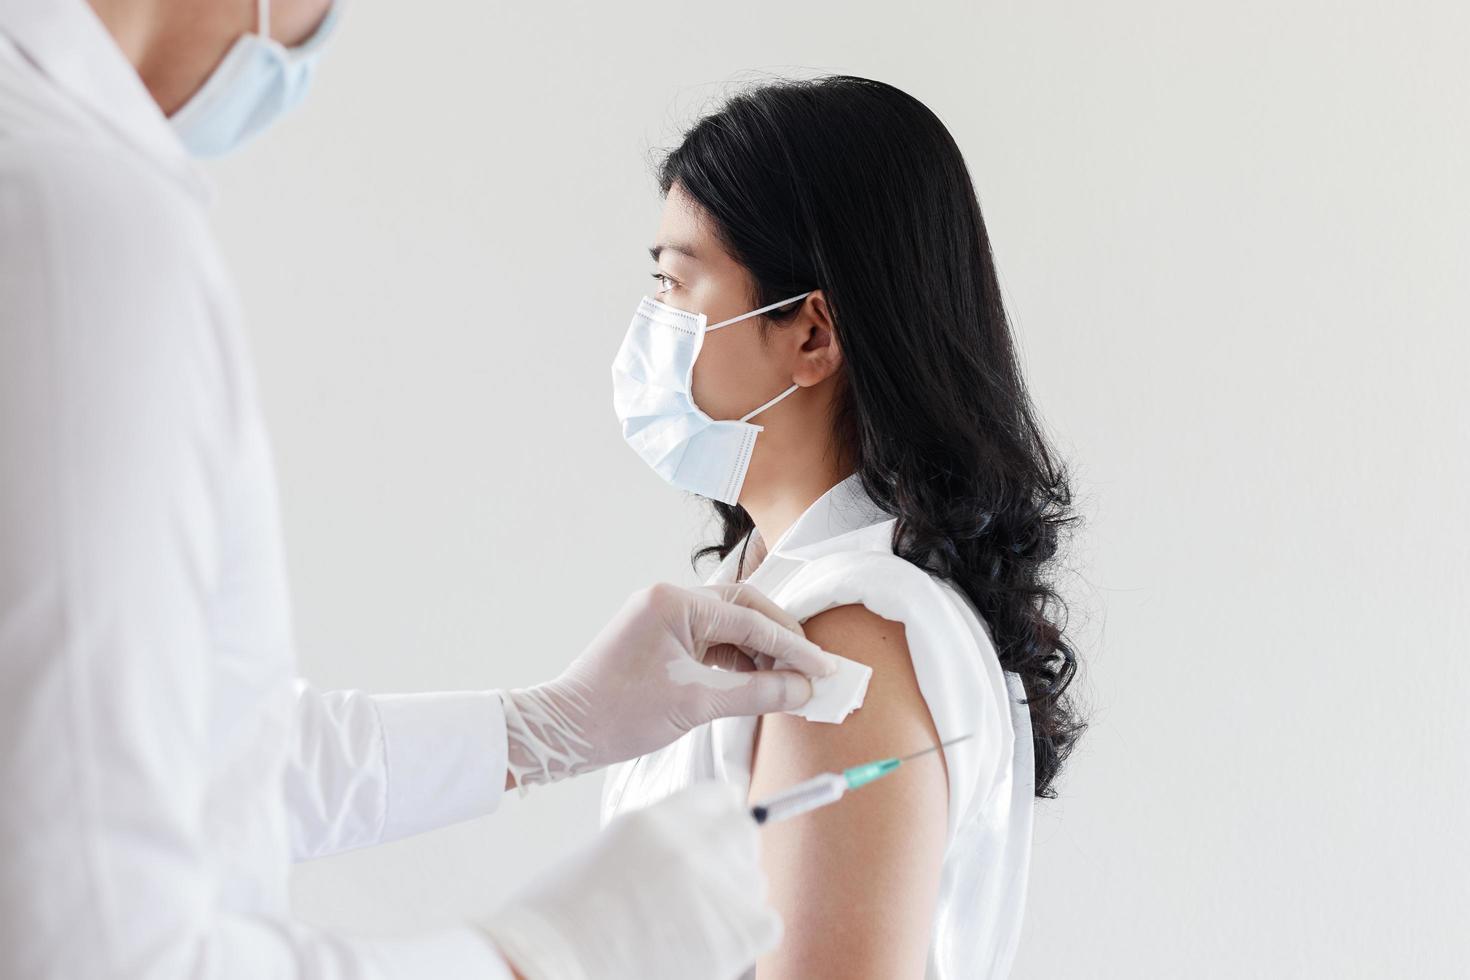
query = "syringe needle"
xmin=895 ymin=733 xmax=973 ymax=763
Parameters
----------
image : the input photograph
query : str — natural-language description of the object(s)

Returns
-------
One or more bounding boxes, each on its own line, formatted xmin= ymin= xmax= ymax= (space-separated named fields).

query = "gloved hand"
xmin=481 ymin=782 xmax=780 ymax=980
xmin=498 ymin=582 xmax=837 ymax=790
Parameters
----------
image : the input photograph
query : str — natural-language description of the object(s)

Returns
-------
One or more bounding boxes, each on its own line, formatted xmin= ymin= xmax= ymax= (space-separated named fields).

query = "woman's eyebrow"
xmin=648 ymin=241 xmax=699 ymax=262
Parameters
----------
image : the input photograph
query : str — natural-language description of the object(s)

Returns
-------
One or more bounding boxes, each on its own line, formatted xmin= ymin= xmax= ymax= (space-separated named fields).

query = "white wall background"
xmin=207 ymin=1 xmax=1469 ymax=976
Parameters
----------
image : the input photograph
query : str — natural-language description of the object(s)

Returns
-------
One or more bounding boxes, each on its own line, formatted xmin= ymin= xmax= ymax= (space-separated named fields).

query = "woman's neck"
xmin=739 ymin=454 xmax=853 ymax=565
xmin=734 ymin=378 xmax=854 ymax=575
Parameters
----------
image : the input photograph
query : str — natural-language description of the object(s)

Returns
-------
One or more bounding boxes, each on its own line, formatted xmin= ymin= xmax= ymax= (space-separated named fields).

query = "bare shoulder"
xmin=748 ymin=602 xmax=949 ymax=980
xmin=762 ymin=603 xmax=946 ymax=777
xmin=802 ymin=603 xmax=908 ymax=664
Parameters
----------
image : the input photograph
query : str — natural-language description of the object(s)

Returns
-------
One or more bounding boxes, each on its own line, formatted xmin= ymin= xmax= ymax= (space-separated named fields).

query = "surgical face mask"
xmin=168 ymin=0 xmax=340 ymax=158
xmin=612 ymin=291 xmax=812 ymax=505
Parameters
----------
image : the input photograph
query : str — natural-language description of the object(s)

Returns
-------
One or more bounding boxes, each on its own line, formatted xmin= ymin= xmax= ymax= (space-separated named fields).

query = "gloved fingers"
xmin=483 ymin=779 xmax=778 ymax=980
xmin=653 ymin=781 xmax=751 ymax=830
xmin=690 ymin=594 xmax=839 ymax=679
xmin=657 ymin=653 xmax=812 ymax=718
xmin=673 ymin=789 xmax=783 ymax=957
xmin=701 ymin=667 xmax=814 ymax=718
xmin=703 ymin=642 xmax=758 ymax=673
xmin=647 ymin=784 xmax=785 ymax=969
xmin=699 ymin=582 xmax=806 ymax=636
xmin=743 ymin=905 xmax=785 ymax=961
xmin=666 ymin=782 xmax=763 ymax=871
xmin=693 ymin=856 xmax=783 ymax=951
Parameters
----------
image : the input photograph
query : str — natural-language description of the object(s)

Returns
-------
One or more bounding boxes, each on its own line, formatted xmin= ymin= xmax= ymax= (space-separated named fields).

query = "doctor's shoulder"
xmin=1 ymin=58 xmax=211 ymax=289
xmin=0 ymin=114 xmax=221 ymax=331
xmin=0 ymin=138 xmax=205 ymax=259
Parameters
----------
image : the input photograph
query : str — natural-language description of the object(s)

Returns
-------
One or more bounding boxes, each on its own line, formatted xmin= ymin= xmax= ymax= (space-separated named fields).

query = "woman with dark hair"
xmin=604 ymin=75 xmax=1084 ymax=978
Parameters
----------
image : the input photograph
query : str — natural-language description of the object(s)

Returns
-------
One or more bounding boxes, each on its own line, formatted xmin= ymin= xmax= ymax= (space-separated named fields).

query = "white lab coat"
xmin=0 ymin=1 xmax=516 ymax=976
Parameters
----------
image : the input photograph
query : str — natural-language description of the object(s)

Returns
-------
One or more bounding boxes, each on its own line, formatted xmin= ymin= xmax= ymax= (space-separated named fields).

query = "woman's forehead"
xmin=654 ymin=188 xmax=743 ymax=276
xmin=657 ymin=186 xmax=716 ymax=250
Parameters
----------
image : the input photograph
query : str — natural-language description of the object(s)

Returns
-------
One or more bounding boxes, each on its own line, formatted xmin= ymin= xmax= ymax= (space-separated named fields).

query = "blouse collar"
xmin=709 ymin=473 xmax=897 ymax=587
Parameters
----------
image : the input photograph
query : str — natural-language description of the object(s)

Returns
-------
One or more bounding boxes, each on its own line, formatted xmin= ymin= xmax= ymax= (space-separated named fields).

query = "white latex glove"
xmin=481 ymin=781 xmax=779 ymax=980
xmin=498 ymin=582 xmax=838 ymax=789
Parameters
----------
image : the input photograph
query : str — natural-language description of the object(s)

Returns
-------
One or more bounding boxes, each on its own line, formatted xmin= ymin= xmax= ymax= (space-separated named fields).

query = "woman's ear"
xmin=792 ymin=290 xmax=843 ymax=387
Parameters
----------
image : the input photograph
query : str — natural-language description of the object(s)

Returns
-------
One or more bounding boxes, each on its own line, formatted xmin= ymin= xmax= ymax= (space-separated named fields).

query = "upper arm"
xmin=747 ymin=603 xmax=949 ymax=980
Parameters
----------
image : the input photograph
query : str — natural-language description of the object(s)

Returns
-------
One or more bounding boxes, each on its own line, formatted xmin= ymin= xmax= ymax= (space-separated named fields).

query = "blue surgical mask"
xmin=168 ymin=0 xmax=340 ymax=158
xmin=612 ymin=291 xmax=812 ymax=505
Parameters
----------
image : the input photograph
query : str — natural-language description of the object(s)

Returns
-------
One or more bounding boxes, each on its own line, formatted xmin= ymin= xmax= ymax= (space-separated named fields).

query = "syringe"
xmin=749 ymin=734 xmax=972 ymax=825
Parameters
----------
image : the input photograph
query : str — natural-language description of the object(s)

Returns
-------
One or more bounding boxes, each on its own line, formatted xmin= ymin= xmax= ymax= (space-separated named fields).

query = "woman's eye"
xmin=650 ymin=271 xmax=677 ymax=293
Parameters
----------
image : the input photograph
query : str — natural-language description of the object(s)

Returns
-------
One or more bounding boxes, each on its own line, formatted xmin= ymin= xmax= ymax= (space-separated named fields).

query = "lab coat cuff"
xmin=374 ymin=690 xmax=508 ymax=842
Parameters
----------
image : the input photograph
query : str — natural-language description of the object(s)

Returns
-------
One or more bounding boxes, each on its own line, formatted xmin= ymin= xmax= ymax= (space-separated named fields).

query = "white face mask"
xmin=612 ymin=291 xmax=812 ymax=505
xmin=168 ymin=0 xmax=340 ymax=158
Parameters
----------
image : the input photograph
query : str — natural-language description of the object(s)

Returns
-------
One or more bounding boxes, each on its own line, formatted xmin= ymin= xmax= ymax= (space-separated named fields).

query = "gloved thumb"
xmin=710 ymin=668 xmax=814 ymax=719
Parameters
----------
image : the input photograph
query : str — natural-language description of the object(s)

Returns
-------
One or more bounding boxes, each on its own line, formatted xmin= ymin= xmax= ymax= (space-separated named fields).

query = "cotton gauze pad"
xmin=787 ymin=653 xmax=872 ymax=724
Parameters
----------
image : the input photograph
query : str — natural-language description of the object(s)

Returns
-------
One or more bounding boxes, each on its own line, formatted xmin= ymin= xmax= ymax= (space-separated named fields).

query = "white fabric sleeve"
xmin=288 ymin=685 xmax=510 ymax=859
xmin=0 ymin=136 xmax=515 ymax=979
xmin=772 ymin=551 xmax=1017 ymax=838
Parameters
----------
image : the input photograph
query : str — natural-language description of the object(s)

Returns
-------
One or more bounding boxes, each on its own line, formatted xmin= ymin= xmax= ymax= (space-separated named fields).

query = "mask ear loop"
xmin=258 ymin=0 xmax=271 ymax=38
xmin=706 ymin=291 xmax=813 ymax=331
xmin=705 ymin=289 xmax=812 ymax=422
xmin=739 ymin=383 xmax=800 ymax=423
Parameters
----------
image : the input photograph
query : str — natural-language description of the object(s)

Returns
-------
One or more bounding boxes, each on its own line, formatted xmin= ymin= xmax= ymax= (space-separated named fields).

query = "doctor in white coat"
xmin=0 ymin=1 xmax=843 ymax=977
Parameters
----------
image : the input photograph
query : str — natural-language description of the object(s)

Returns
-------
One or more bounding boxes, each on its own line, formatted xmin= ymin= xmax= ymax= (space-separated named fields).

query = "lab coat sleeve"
xmin=0 ymin=138 xmax=516 ymax=977
xmin=288 ymin=684 xmax=511 ymax=859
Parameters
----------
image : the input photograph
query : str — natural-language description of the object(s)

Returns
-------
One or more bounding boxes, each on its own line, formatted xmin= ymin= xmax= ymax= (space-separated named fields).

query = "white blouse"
xmin=603 ymin=474 xmax=1035 ymax=979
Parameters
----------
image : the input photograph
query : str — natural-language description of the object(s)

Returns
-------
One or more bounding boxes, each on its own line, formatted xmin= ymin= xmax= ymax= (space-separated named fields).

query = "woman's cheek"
xmin=690 ymin=357 xmax=718 ymax=415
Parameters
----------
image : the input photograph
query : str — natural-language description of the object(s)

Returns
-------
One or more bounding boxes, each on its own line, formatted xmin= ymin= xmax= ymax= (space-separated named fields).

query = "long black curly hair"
xmin=661 ymin=75 xmax=1085 ymax=797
